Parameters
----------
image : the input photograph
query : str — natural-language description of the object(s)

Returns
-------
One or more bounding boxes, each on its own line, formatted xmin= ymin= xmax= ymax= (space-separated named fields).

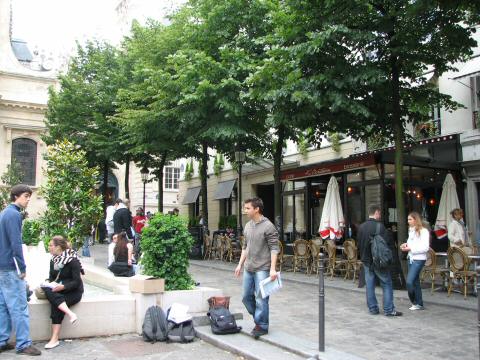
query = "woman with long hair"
xmin=400 ymin=212 xmax=430 ymax=311
xmin=43 ymin=235 xmax=84 ymax=349
xmin=108 ymin=232 xmax=134 ymax=277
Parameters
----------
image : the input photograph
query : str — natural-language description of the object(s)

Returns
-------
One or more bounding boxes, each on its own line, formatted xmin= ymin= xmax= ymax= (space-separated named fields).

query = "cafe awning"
xmin=213 ymin=179 xmax=236 ymax=200
xmin=181 ymin=186 xmax=201 ymax=204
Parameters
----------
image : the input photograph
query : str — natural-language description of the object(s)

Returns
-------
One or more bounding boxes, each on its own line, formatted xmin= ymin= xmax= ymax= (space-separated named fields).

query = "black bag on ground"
xmin=371 ymin=223 xmax=393 ymax=270
xmin=167 ymin=320 xmax=195 ymax=343
xmin=142 ymin=306 xmax=169 ymax=342
xmin=207 ymin=306 xmax=241 ymax=335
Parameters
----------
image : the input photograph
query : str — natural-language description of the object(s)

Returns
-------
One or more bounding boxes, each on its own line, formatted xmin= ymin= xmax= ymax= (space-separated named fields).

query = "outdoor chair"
xmin=210 ymin=234 xmax=223 ymax=260
xmin=277 ymin=240 xmax=293 ymax=272
xmin=222 ymin=236 xmax=241 ymax=262
xmin=325 ymin=239 xmax=347 ymax=279
xmin=309 ymin=240 xmax=324 ymax=275
xmin=203 ymin=234 xmax=213 ymax=260
xmin=420 ymin=248 xmax=449 ymax=293
xmin=447 ymin=246 xmax=476 ymax=299
xmin=343 ymin=240 xmax=362 ymax=281
xmin=293 ymin=239 xmax=310 ymax=273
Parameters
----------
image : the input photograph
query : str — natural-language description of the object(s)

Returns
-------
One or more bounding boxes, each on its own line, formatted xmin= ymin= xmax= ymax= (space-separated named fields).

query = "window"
xmin=12 ymin=138 xmax=37 ymax=186
xmin=165 ymin=167 xmax=180 ymax=190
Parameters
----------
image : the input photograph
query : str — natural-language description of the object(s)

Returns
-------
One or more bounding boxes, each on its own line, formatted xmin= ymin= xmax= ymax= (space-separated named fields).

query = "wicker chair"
xmin=277 ymin=241 xmax=293 ymax=272
xmin=293 ymin=239 xmax=310 ymax=273
xmin=343 ymin=240 xmax=362 ymax=281
xmin=203 ymin=234 xmax=213 ymax=260
xmin=210 ymin=234 xmax=223 ymax=260
xmin=325 ymin=239 xmax=347 ymax=279
xmin=309 ymin=240 xmax=324 ymax=275
xmin=447 ymin=246 xmax=476 ymax=299
xmin=420 ymin=248 xmax=449 ymax=293
xmin=222 ymin=236 xmax=242 ymax=262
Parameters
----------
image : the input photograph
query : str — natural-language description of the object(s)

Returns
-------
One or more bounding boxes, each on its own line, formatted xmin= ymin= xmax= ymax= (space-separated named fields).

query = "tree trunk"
xmin=392 ymin=54 xmax=408 ymax=284
xmin=102 ymin=160 xmax=109 ymax=213
xmin=157 ymin=152 xmax=167 ymax=213
xmin=273 ymin=126 xmax=285 ymax=241
xmin=124 ymin=156 xmax=130 ymax=200
xmin=201 ymin=142 xmax=209 ymax=230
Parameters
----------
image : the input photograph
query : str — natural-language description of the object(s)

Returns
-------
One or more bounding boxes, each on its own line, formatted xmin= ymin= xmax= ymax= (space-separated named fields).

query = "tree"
xmin=0 ymin=162 xmax=24 ymax=210
xmin=40 ymin=140 xmax=103 ymax=249
xmin=45 ymin=41 xmax=131 ymax=208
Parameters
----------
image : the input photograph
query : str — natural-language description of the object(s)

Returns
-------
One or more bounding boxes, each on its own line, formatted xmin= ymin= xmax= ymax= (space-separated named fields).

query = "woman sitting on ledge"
xmin=43 ymin=235 xmax=84 ymax=349
xmin=108 ymin=231 xmax=134 ymax=277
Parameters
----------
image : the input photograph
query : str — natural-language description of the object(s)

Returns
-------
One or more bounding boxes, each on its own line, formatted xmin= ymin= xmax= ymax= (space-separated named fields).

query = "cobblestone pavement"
xmin=0 ymin=334 xmax=240 ymax=359
xmin=89 ymin=244 xmax=478 ymax=360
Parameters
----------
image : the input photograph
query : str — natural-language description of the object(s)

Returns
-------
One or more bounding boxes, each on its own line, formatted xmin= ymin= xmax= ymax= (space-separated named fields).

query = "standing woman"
xmin=43 ymin=236 xmax=84 ymax=349
xmin=400 ymin=212 xmax=430 ymax=311
xmin=448 ymin=208 xmax=471 ymax=248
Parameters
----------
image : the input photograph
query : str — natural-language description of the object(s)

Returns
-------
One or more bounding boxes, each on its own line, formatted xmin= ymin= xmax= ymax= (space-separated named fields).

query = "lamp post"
xmin=234 ymin=149 xmax=246 ymax=238
xmin=140 ymin=166 xmax=149 ymax=212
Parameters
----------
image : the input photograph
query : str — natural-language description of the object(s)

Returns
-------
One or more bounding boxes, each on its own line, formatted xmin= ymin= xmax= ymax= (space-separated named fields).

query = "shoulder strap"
xmin=375 ymin=223 xmax=381 ymax=236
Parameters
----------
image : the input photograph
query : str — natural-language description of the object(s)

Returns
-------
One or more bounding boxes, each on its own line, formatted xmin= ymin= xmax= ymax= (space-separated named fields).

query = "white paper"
xmin=40 ymin=281 xmax=59 ymax=289
xmin=168 ymin=303 xmax=192 ymax=324
xmin=259 ymin=273 xmax=282 ymax=299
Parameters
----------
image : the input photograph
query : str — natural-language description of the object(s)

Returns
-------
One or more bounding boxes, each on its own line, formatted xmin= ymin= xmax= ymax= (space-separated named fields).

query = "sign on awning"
xmin=181 ymin=186 xmax=201 ymax=204
xmin=213 ymin=180 xmax=236 ymax=200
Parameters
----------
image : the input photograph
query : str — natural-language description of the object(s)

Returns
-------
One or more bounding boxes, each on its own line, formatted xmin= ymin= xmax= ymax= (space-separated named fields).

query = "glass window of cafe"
xmin=281 ymin=164 xmax=462 ymax=243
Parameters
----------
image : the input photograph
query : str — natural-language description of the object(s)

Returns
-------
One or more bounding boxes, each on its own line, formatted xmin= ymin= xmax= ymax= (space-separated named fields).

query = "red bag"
xmin=208 ymin=296 xmax=230 ymax=309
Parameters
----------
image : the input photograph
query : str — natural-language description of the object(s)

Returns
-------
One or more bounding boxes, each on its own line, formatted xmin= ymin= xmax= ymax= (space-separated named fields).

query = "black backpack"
xmin=370 ymin=223 xmax=393 ymax=270
xmin=207 ymin=306 xmax=242 ymax=335
xmin=142 ymin=306 xmax=168 ymax=342
xmin=165 ymin=307 xmax=195 ymax=343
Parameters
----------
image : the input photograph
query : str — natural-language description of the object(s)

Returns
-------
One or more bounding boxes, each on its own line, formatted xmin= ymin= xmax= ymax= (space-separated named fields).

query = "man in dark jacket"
xmin=113 ymin=199 xmax=133 ymax=239
xmin=357 ymin=205 xmax=402 ymax=317
xmin=0 ymin=184 xmax=41 ymax=355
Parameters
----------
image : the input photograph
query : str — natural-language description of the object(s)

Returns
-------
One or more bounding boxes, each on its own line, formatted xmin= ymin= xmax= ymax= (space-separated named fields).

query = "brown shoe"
xmin=0 ymin=343 xmax=15 ymax=352
xmin=16 ymin=345 xmax=41 ymax=356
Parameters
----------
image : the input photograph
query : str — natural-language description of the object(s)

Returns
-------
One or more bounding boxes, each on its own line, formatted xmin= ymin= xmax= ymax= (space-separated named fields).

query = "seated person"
xmin=43 ymin=235 xmax=84 ymax=349
xmin=108 ymin=232 xmax=134 ymax=277
xmin=107 ymin=233 xmax=118 ymax=267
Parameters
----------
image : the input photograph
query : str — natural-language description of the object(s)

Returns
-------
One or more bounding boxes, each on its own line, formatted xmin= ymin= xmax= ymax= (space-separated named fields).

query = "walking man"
xmin=357 ymin=205 xmax=402 ymax=317
xmin=113 ymin=199 xmax=133 ymax=240
xmin=0 ymin=184 xmax=41 ymax=355
xmin=234 ymin=198 xmax=279 ymax=338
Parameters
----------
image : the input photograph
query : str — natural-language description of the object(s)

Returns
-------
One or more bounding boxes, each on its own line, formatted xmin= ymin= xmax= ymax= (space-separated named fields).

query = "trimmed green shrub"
xmin=141 ymin=213 xmax=195 ymax=291
xmin=23 ymin=219 xmax=42 ymax=246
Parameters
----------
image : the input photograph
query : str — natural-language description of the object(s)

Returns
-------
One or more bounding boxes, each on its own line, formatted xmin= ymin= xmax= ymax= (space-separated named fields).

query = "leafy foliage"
xmin=0 ymin=162 xmax=24 ymax=210
xmin=40 ymin=140 xmax=103 ymax=249
xmin=22 ymin=219 xmax=42 ymax=246
xmin=140 ymin=213 xmax=195 ymax=290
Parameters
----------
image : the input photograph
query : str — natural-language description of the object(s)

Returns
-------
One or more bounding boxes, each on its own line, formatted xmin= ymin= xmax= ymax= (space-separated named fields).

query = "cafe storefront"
xmin=280 ymin=134 xmax=464 ymax=249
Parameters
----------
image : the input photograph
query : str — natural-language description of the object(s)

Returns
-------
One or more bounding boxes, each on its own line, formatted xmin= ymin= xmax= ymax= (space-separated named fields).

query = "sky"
xmin=11 ymin=0 xmax=186 ymax=57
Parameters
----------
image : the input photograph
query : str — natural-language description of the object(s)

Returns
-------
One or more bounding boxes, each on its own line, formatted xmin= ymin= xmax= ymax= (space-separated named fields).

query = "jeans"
xmin=0 ymin=270 xmax=32 ymax=351
xmin=407 ymin=260 xmax=425 ymax=306
xmin=242 ymin=270 xmax=270 ymax=331
xmin=364 ymin=264 xmax=395 ymax=315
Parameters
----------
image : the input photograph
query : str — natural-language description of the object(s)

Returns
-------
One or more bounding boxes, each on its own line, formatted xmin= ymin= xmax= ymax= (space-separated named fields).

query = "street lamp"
xmin=234 ymin=149 xmax=246 ymax=238
xmin=140 ymin=166 xmax=149 ymax=212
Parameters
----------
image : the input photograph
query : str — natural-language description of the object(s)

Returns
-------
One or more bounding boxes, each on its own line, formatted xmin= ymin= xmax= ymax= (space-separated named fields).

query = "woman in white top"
xmin=400 ymin=212 xmax=430 ymax=311
xmin=448 ymin=208 xmax=470 ymax=248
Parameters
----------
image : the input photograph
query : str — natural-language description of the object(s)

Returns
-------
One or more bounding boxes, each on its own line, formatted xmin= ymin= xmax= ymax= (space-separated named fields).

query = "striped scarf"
xmin=52 ymin=249 xmax=85 ymax=275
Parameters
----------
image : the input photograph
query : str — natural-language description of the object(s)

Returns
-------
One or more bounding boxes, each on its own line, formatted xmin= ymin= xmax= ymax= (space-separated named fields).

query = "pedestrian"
xmin=105 ymin=200 xmax=115 ymax=243
xmin=43 ymin=236 xmax=83 ymax=349
xmin=132 ymin=208 xmax=146 ymax=238
xmin=400 ymin=212 xmax=429 ymax=311
xmin=357 ymin=205 xmax=402 ymax=317
xmin=113 ymin=199 xmax=133 ymax=240
xmin=234 ymin=198 xmax=279 ymax=339
xmin=448 ymin=208 xmax=471 ymax=248
xmin=108 ymin=232 xmax=134 ymax=277
xmin=0 ymin=184 xmax=41 ymax=355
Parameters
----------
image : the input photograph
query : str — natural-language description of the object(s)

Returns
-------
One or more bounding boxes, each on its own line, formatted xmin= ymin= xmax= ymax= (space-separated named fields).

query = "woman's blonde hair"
xmin=408 ymin=212 xmax=424 ymax=235
xmin=450 ymin=208 xmax=464 ymax=219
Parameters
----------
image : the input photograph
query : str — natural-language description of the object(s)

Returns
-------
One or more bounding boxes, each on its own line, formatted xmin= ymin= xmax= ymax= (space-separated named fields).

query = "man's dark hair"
xmin=368 ymin=205 xmax=381 ymax=216
xmin=10 ymin=184 xmax=32 ymax=202
xmin=115 ymin=198 xmax=123 ymax=205
xmin=244 ymin=197 xmax=264 ymax=214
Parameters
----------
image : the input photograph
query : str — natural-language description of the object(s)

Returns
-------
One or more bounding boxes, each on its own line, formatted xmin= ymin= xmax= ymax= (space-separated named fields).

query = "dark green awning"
xmin=213 ymin=180 xmax=236 ymax=200
xmin=182 ymin=186 xmax=201 ymax=204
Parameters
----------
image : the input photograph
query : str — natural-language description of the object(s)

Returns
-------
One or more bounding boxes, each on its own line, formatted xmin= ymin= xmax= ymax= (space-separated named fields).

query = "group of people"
xmin=0 ymin=185 xmax=84 ymax=355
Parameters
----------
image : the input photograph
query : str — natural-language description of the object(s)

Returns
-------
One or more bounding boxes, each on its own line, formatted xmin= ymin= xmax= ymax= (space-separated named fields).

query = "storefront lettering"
xmin=344 ymin=162 xmax=365 ymax=170
xmin=305 ymin=168 xmax=332 ymax=176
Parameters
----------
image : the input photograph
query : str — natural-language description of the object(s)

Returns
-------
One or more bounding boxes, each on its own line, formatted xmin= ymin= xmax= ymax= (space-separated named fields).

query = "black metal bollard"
xmin=319 ymin=253 xmax=325 ymax=353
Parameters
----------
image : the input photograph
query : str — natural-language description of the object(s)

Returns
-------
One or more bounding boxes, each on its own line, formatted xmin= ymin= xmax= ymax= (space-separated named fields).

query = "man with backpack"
xmin=357 ymin=205 xmax=402 ymax=317
xmin=234 ymin=197 xmax=279 ymax=339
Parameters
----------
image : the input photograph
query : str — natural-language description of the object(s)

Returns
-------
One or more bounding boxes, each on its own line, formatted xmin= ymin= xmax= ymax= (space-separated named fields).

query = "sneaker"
xmin=409 ymin=304 xmax=424 ymax=311
xmin=0 ymin=343 xmax=14 ymax=352
xmin=250 ymin=325 xmax=268 ymax=339
xmin=16 ymin=345 xmax=41 ymax=356
xmin=385 ymin=311 xmax=403 ymax=317
xmin=369 ymin=310 xmax=380 ymax=315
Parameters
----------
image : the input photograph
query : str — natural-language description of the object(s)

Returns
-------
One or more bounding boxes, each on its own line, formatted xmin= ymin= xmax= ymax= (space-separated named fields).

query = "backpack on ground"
xmin=142 ymin=306 xmax=168 ymax=343
xmin=166 ymin=304 xmax=196 ymax=343
xmin=207 ymin=306 xmax=242 ymax=335
xmin=371 ymin=223 xmax=393 ymax=270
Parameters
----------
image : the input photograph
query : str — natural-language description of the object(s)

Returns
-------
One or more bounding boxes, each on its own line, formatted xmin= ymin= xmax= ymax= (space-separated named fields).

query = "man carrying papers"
xmin=234 ymin=198 xmax=279 ymax=339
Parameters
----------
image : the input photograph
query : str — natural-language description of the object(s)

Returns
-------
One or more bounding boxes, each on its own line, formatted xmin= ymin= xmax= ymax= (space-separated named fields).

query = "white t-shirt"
xmin=105 ymin=205 xmax=116 ymax=234
xmin=107 ymin=242 xmax=116 ymax=266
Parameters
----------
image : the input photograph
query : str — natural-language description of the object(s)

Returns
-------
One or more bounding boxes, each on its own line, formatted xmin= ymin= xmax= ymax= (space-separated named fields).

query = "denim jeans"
xmin=0 ymin=270 xmax=32 ymax=351
xmin=363 ymin=264 xmax=395 ymax=315
xmin=407 ymin=260 xmax=425 ymax=306
xmin=242 ymin=270 xmax=270 ymax=331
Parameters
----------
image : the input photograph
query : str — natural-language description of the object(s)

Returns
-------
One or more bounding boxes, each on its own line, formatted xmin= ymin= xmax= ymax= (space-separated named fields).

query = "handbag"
xmin=35 ymin=268 xmax=62 ymax=300
xmin=207 ymin=296 xmax=231 ymax=309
